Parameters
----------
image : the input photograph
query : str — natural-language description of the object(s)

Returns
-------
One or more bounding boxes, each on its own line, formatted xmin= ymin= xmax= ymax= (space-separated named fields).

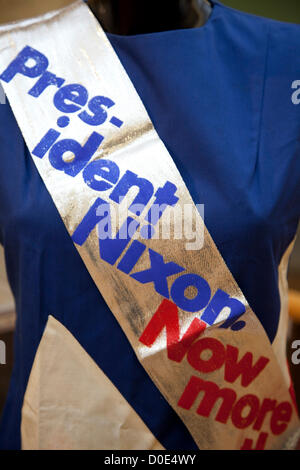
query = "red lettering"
xmin=240 ymin=432 xmax=268 ymax=450
xmin=231 ymin=394 xmax=260 ymax=429
xmin=187 ymin=337 xmax=226 ymax=373
xmin=225 ymin=345 xmax=269 ymax=387
xmin=178 ymin=376 xmax=236 ymax=424
xmin=139 ymin=299 xmax=206 ymax=362
xmin=270 ymin=402 xmax=293 ymax=435
xmin=253 ymin=398 xmax=277 ymax=431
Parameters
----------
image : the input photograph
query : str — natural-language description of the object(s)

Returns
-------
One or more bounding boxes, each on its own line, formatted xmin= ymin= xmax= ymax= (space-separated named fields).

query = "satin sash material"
xmin=0 ymin=0 xmax=298 ymax=450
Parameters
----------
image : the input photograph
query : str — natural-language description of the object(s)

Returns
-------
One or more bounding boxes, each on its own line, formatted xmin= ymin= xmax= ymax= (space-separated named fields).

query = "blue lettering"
xmin=53 ymin=83 xmax=88 ymax=113
xmin=131 ymin=249 xmax=184 ymax=298
xmin=110 ymin=170 xmax=154 ymax=216
xmin=79 ymin=95 xmax=115 ymax=126
xmin=83 ymin=158 xmax=120 ymax=191
xmin=49 ymin=131 xmax=103 ymax=177
xmin=117 ymin=240 xmax=146 ymax=274
xmin=72 ymin=197 xmax=140 ymax=265
xmin=145 ymin=181 xmax=179 ymax=225
xmin=28 ymin=70 xmax=64 ymax=97
xmin=170 ymin=273 xmax=211 ymax=313
xmin=99 ymin=217 xmax=140 ymax=265
xmin=32 ymin=128 xmax=60 ymax=159
xmin=0 ymin=45 xmax=48 ymax=82
xmin=201 ymin=289 xmax=246 ymax=327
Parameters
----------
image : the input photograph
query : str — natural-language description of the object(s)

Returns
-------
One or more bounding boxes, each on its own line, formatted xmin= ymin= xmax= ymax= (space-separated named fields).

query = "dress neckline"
xmin=105 ymin=0 xmax=222 ymax=41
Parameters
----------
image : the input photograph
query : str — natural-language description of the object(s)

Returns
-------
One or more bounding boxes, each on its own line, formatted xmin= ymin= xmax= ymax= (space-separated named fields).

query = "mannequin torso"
xmin=88 ymin=0 xmax=212 ymax=35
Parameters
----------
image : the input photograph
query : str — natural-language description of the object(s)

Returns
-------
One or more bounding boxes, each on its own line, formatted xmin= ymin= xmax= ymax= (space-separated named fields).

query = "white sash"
xmin=0 ymin=0 xmax=298 ymax=449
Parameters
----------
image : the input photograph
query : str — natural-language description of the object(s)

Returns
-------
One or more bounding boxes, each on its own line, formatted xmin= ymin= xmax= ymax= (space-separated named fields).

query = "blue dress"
xmin=0 ymin=1 xmax=299 ymax=449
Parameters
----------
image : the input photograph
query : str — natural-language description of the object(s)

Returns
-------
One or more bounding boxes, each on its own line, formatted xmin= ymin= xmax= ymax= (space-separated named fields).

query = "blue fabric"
xmin=0 ymin=0 xmax=299 ymax=449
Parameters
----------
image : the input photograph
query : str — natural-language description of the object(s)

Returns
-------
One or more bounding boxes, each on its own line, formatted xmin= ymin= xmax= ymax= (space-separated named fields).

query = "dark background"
xmin=222 ymin=0 xmax=300 ymax=24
